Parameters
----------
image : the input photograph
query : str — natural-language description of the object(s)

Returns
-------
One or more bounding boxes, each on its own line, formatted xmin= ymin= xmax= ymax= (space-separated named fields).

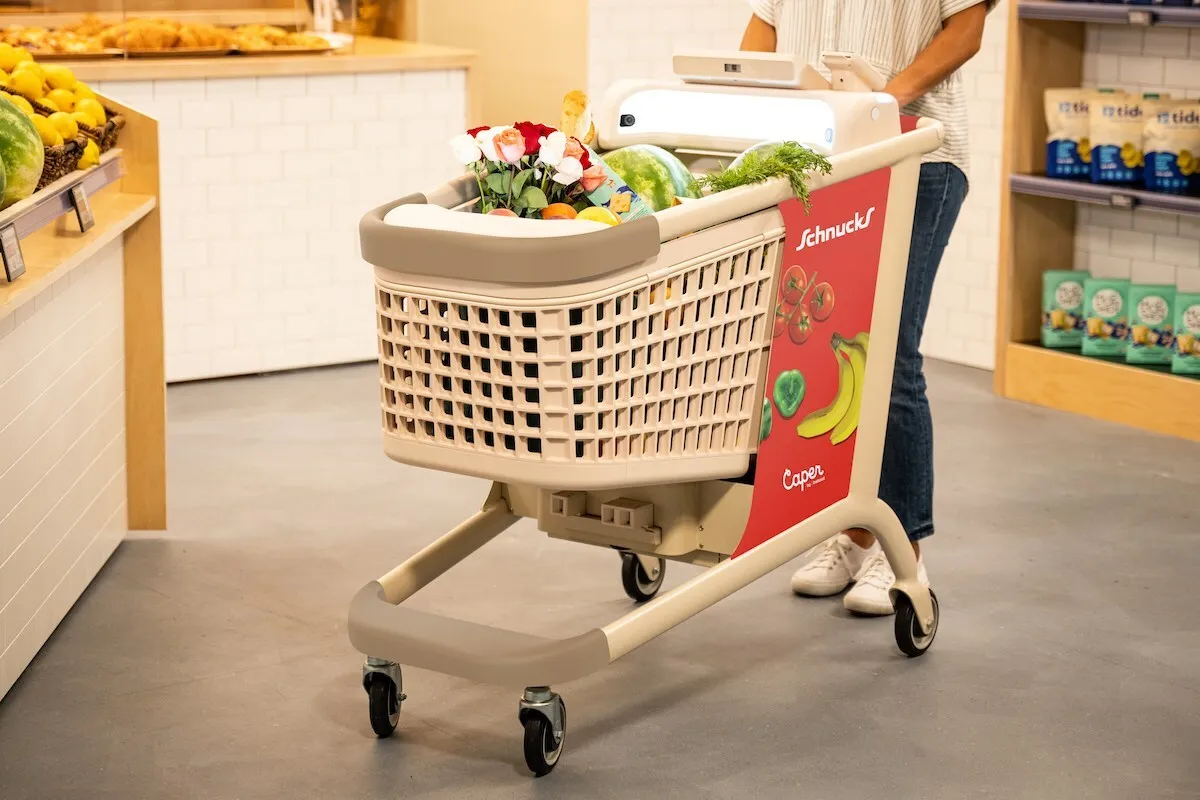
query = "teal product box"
xmin=580 ymin=145 xmax=655 ymax=223
xmin=1126 ymin=284 xmax=1176 ymax=365
xmin=1041 ymin=270 xmax=1088 ymax=348
xmin=1172 ymin=293 xmax=1200 ymax=376
xmin=1082 ymin=278 xmax=1130 ymax=357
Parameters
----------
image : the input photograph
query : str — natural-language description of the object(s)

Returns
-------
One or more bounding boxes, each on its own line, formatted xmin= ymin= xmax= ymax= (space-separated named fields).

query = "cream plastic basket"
xmin=352 ymin=67 xmax=946 ymax=777
xmin=361 ymin=83 xmax=940 ymax=492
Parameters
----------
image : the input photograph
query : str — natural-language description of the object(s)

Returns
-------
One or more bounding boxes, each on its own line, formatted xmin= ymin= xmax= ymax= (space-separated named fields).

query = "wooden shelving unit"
xmin=995 ymin=1 xmax=1200 ymax=443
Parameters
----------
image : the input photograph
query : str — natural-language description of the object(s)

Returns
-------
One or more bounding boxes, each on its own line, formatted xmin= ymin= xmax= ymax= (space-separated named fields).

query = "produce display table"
xmin=0 ymin=98 xmax=164 ymax=700
xmin=62 ymin=37 xmax=476 ymax=382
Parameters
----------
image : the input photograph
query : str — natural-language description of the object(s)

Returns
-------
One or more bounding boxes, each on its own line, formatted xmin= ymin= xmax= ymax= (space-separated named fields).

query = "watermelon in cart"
xmin=602 ymin=144 xmax=700 ymax=212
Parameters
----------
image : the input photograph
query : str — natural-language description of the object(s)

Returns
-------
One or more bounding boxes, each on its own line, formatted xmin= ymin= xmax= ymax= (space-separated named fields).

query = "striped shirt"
xmin=748 ymin=0 xmax=992 ymax=177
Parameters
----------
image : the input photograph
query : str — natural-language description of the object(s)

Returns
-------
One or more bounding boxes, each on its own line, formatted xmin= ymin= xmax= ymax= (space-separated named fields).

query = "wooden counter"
xmin=0 ymin=98 xmax=164 ymax=700
xmin=57 ymin=36 xmax=475 ymax=82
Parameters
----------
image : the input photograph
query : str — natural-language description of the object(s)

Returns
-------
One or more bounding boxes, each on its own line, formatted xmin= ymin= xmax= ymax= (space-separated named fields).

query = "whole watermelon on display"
xmin=602 ymin=144 xmax=698 ymax=212
xmin=0 ymin=96 xmax=43 ymax=208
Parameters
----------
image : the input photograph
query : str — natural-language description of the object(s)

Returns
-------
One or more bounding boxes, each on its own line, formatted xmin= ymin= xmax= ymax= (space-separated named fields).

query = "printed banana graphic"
xmin=830 ymin=337 xmax=867 ymax=445
xmin=796 ymin=347 xmax=855 ymax=438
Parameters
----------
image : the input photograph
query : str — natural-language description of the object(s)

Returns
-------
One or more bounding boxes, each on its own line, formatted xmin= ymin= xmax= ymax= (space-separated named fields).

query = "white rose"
xmin=538 ymin=131 xmax=568 ymax=168
xmin=552 ymin=156 xmax=584 ymax=186
xmin=449 ymin=133 xmax=483 ymax=164
xmin=475 ymin=127 xmax=507 ymax=162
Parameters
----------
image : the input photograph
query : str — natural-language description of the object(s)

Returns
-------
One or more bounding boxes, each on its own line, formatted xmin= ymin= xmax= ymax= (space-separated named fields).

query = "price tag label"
xmin=70 ymin=184 xmax=95 ymax=232
xmin=1 ymin=224 xmax=24 ymax=282
xmin=1127 ymin=9 xmax=1153 ymax=26
xmin=1110 ymin=193 xmax=1136 ymax=209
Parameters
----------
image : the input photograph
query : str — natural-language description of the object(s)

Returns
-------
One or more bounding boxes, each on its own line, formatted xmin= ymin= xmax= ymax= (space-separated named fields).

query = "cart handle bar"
xmin=655 ymin=118 xmax=945 ymax=243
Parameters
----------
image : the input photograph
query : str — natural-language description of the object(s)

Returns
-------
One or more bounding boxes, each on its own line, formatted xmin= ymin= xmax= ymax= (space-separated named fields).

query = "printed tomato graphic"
xmin=780 ymin=265 xmax=808 ymax=305
xmin=788 ymin=304 xmax=813 ymax=345
xmin=810 ymin=282 xmax=835 ymax=322
xmin=772 ymin=302 xmax=794 ymax=339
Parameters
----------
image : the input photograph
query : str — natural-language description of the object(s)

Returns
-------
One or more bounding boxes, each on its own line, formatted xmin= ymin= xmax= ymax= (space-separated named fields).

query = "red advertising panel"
xmin=733 ymin=168 xmax=892 ymax=557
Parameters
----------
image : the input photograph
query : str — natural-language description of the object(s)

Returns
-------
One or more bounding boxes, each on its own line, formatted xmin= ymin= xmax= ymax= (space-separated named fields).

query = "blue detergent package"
xmin=1144 ymin=102 xmax=1200 ymax=196
xmin=1090 ymin=93 xmax=1147 ymax=186
xmin=1044 ymin=88 xmax=1093 ymax=180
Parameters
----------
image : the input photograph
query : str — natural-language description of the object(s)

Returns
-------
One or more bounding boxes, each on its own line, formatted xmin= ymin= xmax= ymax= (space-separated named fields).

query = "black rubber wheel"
xmin=894 ymin=588 xmax=939 ymax=658
xmin=367 ymin=676 xmax=400 ymax=738
xmin=621 ymin=554 xmax=665 ymax=603
xmin=522 ymin=710 xmax=565 ymax=777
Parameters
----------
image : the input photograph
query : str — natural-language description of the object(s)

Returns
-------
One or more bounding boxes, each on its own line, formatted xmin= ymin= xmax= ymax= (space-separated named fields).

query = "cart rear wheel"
xmin=621 ymin=554 xmax=665 ymax=603
xmin=894 ymin=589 xmax=939 ymax=657
xmin=367 ymin=675 xmax=401 ymax=737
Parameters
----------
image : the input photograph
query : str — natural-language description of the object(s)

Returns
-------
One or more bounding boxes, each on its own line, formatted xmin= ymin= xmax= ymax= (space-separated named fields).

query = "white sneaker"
xmin=843 ymin=549 xmax=929 ymax=616
xmin=790 ymin=534 xmax=877 ymax=597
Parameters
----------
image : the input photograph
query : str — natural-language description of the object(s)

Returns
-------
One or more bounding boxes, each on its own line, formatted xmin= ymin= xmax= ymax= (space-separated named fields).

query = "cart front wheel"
xmin=894 ymin=589 xmax=939 ymax=657
xmin=520 ymin=696 xmax=566 ymax=777
xmin=621 ymin=554 xmax=665 ymax=603
xmin=367 ymin=675 xmax=401 ymax=737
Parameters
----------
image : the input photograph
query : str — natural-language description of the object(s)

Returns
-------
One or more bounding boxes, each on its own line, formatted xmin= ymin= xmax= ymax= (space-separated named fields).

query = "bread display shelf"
xmin=1 ymin=149 xmax=122 ymax=241
xmin=1018 ymin=0 xmax=1200 ymax=27
xmin=61 ymin=36 xmax=474 ymax=81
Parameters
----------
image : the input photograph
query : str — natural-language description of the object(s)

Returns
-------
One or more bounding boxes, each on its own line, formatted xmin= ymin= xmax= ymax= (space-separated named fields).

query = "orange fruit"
xmin=541 ymin=203 xmax=577 ymax=220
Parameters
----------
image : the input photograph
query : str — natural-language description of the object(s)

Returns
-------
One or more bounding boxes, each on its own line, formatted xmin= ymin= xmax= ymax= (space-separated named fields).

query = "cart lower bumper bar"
xmin=348 ymin=582 xmax=611 ymax=688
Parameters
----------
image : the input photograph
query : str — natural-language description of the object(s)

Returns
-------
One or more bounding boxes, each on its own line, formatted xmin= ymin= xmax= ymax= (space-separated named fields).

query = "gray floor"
xmin=1 ymin=361 xmax=1197 ymax=799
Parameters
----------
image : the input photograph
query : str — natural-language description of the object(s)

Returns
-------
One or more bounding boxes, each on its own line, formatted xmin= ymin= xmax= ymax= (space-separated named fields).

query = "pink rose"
xmin=563 ymin=137 xmax=585 ymax=162
xmin=580 ymin=165 xmax=607 ymax=193
xmin=494 ymin=127 xmax=526 ymax=164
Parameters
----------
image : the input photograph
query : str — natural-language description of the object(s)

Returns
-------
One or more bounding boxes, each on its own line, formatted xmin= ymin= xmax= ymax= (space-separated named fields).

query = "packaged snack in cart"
xmin=580 ymin=144 xmax=656 ymax=223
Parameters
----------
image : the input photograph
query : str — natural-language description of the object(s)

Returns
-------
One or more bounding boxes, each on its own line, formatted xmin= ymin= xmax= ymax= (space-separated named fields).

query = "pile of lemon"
xmin=0 ymin=44 xmax=102 ymax=168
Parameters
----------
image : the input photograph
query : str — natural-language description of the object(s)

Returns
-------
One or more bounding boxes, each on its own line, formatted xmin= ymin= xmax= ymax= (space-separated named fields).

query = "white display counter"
xmin=72 ymin=38 xmax=475 ymax=382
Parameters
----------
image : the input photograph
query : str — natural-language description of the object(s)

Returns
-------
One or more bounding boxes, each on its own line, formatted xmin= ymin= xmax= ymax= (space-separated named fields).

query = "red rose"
xmin=466 ymin=125 xmax=489 ymax=138
xmin=515 ymin=121 xmax=557 ymax=156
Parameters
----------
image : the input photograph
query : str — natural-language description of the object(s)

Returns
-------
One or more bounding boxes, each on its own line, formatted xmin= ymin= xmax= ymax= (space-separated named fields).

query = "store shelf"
xmin=1001 ymin=343 xmax=1200 ymax=442
xmin=1010 ymin=174 xmax=1200 ymax=216
xmin=0 ymin=150 xmax=124 ymax=240
xmin=1018 ymin=1 xmax=1200 ymax=27
xmin=0 ymin=191 xmax=156 ymax=320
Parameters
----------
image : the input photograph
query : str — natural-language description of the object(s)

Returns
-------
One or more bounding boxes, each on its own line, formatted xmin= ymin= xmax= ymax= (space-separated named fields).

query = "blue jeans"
xmin=879 ymin=162 xmax=968 ymax=543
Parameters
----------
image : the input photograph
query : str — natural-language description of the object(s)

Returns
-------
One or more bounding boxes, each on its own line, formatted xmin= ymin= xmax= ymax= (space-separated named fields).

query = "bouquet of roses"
xmin=449 ymin=122 xmax=610 ymax=219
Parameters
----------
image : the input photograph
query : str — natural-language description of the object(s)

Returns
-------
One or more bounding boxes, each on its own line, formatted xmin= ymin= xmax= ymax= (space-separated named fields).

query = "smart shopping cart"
xmin=352 ymin=51 xmax=943 ymax=776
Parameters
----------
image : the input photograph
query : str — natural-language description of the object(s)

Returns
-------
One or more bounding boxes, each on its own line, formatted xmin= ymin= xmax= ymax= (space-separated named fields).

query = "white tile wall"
xmin=0 ymin=241 xmax=128 ymax=700
xmin=1072 ymin=26 xmax=1200 ymax=294
xmin=588 ymin=0 xmax=1011 ymax=369
xmin=94 ymin=69 xmax=468 ymax=383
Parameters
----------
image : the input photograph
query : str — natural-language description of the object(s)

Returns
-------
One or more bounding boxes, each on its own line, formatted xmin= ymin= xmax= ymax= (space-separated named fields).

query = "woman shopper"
xmin=741 ymin=0 xmax=991 ymax=616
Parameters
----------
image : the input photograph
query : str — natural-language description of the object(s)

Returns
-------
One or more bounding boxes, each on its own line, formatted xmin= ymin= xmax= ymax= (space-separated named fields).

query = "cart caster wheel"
xmin=621 ymin=553 xmax=665 ymax=603
xmin=519 ymin=689 xmax=566 ymax=777
xmin=363 ymin=659 xmax=404 ymax=738
xmin=894 ymin=588 xmax=939 ymax=658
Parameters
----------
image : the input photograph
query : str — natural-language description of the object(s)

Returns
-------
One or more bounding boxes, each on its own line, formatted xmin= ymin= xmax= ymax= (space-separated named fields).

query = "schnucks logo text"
xmin=795 ymin=207 xmax=876 ymax=252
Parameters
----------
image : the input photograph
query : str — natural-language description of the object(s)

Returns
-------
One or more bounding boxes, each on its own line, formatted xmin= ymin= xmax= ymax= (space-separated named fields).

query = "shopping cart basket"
xmin=351 ymin=52 xmax=944 ymax=776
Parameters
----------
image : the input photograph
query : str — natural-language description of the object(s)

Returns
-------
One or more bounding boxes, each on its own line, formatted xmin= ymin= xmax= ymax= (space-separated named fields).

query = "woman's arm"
xmin=740 ymin=14 xmax=777 ymax=53
xmin=883 ymin=3 xmax=989 ymax=107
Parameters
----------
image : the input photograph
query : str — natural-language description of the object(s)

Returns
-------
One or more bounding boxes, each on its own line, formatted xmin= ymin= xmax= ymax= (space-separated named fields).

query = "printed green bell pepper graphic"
xmin=759 ymin=397 xmax=773 ymax=443
xmin=772 ymin=369 xmax=806 ymax=419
